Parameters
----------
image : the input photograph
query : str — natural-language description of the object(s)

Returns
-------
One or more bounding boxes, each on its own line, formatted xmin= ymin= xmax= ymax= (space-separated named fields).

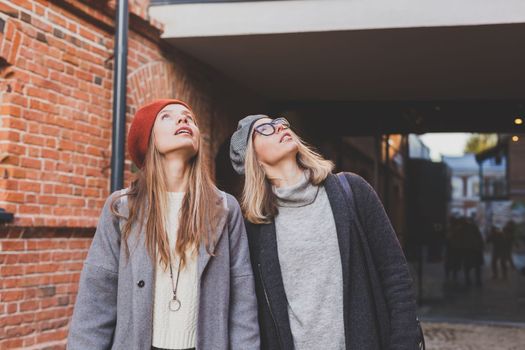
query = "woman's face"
xmin=252 ymin=117 xmax=298 ymax=167
xmin=152 ymin=103 xmax=200 ymax=160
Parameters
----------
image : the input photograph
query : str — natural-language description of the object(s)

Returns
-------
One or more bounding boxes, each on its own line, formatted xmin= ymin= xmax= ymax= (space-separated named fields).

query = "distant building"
xmin=475 ymin=135 xmax=525 ymax=236
xmin=443 ymin=153 xmax=507 ymax=235
xmin=409 ymin=134 xmax=432 ymax=160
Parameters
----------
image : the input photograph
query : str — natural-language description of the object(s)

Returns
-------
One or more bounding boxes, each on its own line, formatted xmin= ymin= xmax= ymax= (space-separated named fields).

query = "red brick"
xmin=0 ymin=338 xmax=23 ymax=348
xmin=1 ymin=241 xmax=25 ymax=251
xmin=1 ymin=290 xmax=23 ymax=302
xmin=18 ymin=205 xmax=40 ymax=214
xmin=0 ymin=192 xmax=25 ymax=203
xmin=6 ymin=117 xmax=27 ymax=131
xmin=37 ymin=263 xmax=60 ymax=273
xmin=1 ymin=154 xmax=19 ymax=166
xmin=8 ymin=30 xmax=22 ymax=65
xmin=36 ymin=328 xmax=68 ymax=343
xmin=6 ymin=142 xmax=26 ymax=155
xmin=20 ymin=157 xmax=42 ymax=169
xmin=1 ymin=266 xmax=24 ymax=277
xmin=7 ymin=303 xmax=18 ymax=314
xmin=0 ymin=130 xmax=20 ymax=142
xmin=0 ymin=2 xmax=20 ymax=18
xmin=47 ymin=10 xmax=67 ymax=28
xmin=17 ymin=252 xmax=40 ymax=263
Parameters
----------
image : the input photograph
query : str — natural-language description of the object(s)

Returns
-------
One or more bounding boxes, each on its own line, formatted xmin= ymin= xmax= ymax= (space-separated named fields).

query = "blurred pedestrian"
xmin=462 ymin=217 xmax=484 ymax=287
xmin=445 ymin=216 xmax=462 ymax=282
xmin=503 ymin=220 xmax=516 ymax=271
xmin=487 ymin=226 xmax=508 ymax=279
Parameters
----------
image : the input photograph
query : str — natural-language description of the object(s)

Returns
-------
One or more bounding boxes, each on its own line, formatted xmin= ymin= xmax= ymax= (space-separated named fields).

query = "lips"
xmin=280 ymin=132 xmax=292 ymax=143
xmin=174 ymin=126 xmax=193 ymax=136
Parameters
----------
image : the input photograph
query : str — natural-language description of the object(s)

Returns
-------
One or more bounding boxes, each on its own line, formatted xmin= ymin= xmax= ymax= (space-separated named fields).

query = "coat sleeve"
xmin=67 ymin=192 xmax=121 ymax=350
xmin=349 ymin=174 xmax=419 ymax=350
xmin=226 ymin=194 xmax=261 ymax=349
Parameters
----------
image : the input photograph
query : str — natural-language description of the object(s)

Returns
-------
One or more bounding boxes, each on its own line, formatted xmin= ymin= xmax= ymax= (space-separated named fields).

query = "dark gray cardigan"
xmin=245 ymin=172 xmax=418 ymax=350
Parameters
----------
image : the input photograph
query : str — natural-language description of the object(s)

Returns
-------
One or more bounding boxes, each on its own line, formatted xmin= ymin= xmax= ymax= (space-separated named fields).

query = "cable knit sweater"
xmin=152 ymin=192 xmax=198 ymax=349
xmin=273 ymin=171 xmax=346 ymax=350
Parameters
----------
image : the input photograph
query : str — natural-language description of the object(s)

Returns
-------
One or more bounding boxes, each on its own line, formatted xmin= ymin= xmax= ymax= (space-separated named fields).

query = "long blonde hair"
xmin=242 ymin=126 xmax=334 ymax=224
xmin=111 ymin=127 xmax=223 ymax=270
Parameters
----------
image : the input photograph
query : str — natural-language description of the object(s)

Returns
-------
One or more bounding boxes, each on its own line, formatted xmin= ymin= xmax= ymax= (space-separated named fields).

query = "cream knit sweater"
xmin=152 ymin=192 xmax=198 ymax=349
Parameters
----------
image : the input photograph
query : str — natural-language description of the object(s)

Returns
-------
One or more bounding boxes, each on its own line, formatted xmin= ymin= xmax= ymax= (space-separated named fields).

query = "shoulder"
xmin=341 ymin=171 xmax=376 ymax=197
xmin=223 ymin=191 xmax=241 ymax=211
xmin=99 ymin=188 xmax=130 ymax=220
xmin=340 ymin=172 xmax=388 ymax=216
xmin=218 ymin=190 xmax=243 ymax=224
xmin=326 ymin=171 xmax=375 ymax=196
xmin=339 ymin=171 xmax=372 ymax=189
xmin=217 ymin=191 xmax=241 ymax=216
xmin=326 ymin=171 xmax=378 ymax=209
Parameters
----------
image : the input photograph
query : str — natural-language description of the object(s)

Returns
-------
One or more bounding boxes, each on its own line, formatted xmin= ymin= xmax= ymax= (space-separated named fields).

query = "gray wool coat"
xmin=67 ymin=190 xmax=260 ymax=350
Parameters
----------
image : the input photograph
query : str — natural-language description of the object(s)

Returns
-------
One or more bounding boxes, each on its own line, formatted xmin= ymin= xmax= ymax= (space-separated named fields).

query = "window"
xmin=451 ymin=177 xmax=463 ymax=199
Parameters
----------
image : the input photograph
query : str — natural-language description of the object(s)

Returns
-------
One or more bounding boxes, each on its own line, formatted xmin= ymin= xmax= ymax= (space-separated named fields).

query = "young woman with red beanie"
xmin=67 ymin=99 xmax=260 ymax=350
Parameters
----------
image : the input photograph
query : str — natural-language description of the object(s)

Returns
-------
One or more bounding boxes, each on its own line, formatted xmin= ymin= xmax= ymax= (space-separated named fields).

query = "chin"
xmin=275 ymin=141 xmax=298 ymax=159
xmin=281 ymin=139 xmax=298 ymax=152
xmin=163 ymin=143 xmax=199 ymax=158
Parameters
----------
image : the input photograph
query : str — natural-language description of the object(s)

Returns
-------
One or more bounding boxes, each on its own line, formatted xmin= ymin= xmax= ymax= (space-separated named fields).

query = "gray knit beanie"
xmin=229 ymin=114 xmax=268 ymax=175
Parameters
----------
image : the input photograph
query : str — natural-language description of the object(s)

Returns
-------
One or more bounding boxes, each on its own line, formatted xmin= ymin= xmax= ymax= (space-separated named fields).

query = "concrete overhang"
xmin=149 ymin=0 xmax=525 ymax=102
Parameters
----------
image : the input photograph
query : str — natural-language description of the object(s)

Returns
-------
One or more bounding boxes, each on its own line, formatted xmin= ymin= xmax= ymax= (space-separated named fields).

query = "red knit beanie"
xmin=128 ymin=99 xmax=192 ymax=169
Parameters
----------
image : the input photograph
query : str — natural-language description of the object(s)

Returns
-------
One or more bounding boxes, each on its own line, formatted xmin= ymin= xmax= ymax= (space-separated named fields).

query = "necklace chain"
xmin=168 ymin=251 xmax=182 ymax=312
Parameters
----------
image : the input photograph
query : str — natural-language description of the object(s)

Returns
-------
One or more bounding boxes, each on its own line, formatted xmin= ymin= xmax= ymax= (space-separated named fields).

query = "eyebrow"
xmin=160 ymin=110 xmax=194 ymax=118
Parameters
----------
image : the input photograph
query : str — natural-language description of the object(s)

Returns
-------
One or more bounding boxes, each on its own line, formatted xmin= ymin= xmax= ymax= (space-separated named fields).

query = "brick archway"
xmin=0 ymin=16 xmax=22 ymax=69
xmin=127 ymin=60 xmax=176 ymax=114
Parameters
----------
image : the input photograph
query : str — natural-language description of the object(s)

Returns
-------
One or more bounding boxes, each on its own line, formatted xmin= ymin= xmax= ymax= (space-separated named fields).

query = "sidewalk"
xmin=421 ymin=321 xmax=525 ymax=350
xmin=412 ymin=251 xmax=525 ymax=323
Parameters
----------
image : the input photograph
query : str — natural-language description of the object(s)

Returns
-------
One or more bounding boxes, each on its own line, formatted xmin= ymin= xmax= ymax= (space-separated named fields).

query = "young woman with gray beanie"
xmin=229 ymin=115 xmax=420 ymax=350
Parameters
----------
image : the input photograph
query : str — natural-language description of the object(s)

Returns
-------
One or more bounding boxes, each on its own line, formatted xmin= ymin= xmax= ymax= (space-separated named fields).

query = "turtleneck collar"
xmin=273 ymin=170 xmax=320 ymax=208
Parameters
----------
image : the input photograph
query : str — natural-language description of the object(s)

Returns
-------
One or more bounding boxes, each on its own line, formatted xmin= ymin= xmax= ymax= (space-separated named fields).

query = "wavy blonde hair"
xmin=111 ymin=122 xmax=223 ymax=270
xmin=242 ymin=123 xmax=334 ymax=224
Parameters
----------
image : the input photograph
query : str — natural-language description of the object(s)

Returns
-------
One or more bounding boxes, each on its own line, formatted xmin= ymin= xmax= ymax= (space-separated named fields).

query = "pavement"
xmin=412 ymin=251 xmax=525 ymax=323
xmin=421 ymin=321 xmax=525 ymax=350
xmin=410 ymin=249 xmax=525 ymax=349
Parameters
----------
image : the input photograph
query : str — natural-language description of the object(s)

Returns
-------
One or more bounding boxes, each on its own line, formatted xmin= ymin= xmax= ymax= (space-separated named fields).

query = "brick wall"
xmin=0 ymin=0 xmax=265 ymax=348
xmin=1 ymin=228 xmax=92 ymax=349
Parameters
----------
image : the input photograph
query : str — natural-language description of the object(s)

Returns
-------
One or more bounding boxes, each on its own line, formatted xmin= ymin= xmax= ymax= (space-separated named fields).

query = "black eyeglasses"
xmin=253 ymin=117 xmax=290 ymax=137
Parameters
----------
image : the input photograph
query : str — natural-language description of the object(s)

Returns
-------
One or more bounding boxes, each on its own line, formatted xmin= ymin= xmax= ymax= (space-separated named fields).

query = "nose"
xmin=176 ymin=115 xmax=189 ymax=125
xmin=275 ymin=123 xmax=285 ymax=133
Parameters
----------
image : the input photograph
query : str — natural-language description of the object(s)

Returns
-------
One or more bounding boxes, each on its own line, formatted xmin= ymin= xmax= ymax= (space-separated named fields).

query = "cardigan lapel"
xmin=324 ymin=174 xmax=353 ymax=348
xmin=258 ymin=221 xmax=295 ymax=348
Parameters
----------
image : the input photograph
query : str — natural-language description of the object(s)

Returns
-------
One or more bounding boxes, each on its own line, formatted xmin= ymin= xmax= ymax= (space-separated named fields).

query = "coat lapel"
xmin=197 ymin=191 xmax=229 ymax=279
xmin=116 ymin=190 xmax=155 ymax=348
xmin=126 ymin=212 xmax=155 ymax=349
xmin=324 ymin=174 xmax=352 ymax=347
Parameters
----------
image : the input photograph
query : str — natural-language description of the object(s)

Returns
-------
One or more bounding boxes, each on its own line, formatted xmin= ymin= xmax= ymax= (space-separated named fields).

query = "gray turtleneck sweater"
xmin=273 ymin=171 xmax=346 ymax=350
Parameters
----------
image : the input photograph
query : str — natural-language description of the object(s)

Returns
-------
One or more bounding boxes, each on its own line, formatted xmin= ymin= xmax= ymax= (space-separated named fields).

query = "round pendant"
xmin=169 ymin=298 xmax=181 ymax=312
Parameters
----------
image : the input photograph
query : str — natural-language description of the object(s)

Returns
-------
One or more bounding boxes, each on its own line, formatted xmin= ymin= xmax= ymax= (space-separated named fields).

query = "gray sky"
xmin=419 ymin=133 xmax=470 ymax=161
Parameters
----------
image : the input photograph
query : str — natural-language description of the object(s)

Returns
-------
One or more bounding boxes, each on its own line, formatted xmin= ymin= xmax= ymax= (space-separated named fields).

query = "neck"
xmin=163 ymin=154 xmax=191 ymax=192
xmin=264 ymin=157 xmax=303 ymax=188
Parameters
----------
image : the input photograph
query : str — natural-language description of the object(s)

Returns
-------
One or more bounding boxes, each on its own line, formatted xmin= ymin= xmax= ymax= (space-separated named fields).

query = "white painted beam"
xmin=149 ymin=0 xmax=525 ymax=38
